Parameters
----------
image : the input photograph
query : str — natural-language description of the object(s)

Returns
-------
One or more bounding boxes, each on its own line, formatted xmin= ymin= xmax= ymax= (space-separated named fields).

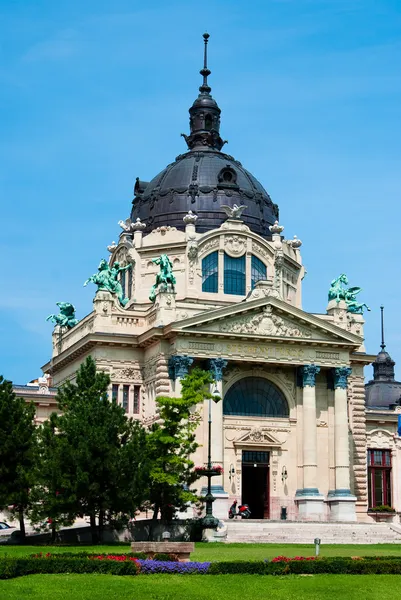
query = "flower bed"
xmin=2 ymin=554 xmax=401 ymax=579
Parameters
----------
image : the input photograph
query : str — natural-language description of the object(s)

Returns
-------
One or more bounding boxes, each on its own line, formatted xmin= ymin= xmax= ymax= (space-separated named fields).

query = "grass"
xmin=1 ymin=574 xmax=401 ymax=600
xmin=0 ymin=541 xmax=400 ymax=560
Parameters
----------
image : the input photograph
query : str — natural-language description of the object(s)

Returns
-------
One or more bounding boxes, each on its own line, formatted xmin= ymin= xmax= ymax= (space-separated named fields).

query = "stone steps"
xmin=224 ymin=521 xmax=401 ymax=544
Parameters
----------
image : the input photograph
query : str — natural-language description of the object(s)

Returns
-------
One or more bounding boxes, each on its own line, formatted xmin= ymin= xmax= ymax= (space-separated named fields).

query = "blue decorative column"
xmin=168 ymin=355 xmax=194 ymax=380
xmin=168 ymin=355 xmax=193 ymax=396
xmin=295 ymin=364 xmax=326 ymax=520
xmin=328 ymin=366 xmax=356 ymax=522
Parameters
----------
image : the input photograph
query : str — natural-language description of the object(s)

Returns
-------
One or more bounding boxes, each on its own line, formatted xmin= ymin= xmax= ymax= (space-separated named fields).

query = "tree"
xmin=147 ymin=367 xmax=214 ymax=520
xmin=0 ymin=376 xmax=37 ymax=541
xmin=48 ymin=356 xmax=148 ymax=542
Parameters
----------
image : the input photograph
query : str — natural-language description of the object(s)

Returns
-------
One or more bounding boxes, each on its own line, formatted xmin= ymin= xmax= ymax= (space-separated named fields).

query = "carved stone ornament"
xmin=333 ymin=366 xmax=352 ymax=389
xmin=107 ymin=241 xmax=117 ymax=252
xmin=118 ymin=218 xmax=133 ymax=232
xmin=183 ymin=210 xmax=198 ymax=225
xmin=132 ymin=217 xmax=146 ymax=231
xmin=168 ymin=355 xmax=194 ymax=380
xmin=287 ymin=235 xmax=302 ymax=249
xmin=299 ymin=364 xmax=321 ymax=387
xmin=246 ymin=279 xmax=281 ymax=302
xmin=224 ymin=235 xmax=246 ymax=257
xmin=269 ymin=220 xmax=284 ymax=235
xmin=234 ymin=427 xmax=283 ymax=447
xmin=198 ymin=237 xmax=219 ymax=256
xmin=209 ymin=358 xmax=228 ymax=382
xmin=112 ymin=367 xmax=142 ymax=382
xmin=218 ymin=305 xmax=312 ymax=338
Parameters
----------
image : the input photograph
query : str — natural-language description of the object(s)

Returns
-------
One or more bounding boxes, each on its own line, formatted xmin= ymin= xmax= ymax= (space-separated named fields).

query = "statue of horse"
xmin=47 ymin=302 xmax=79 ymax=329
xmin=84 ymin=259 xmax=130 ymax=307
xmin=149 ymin=254 xmax=176 ymax=302
xmin=328 ymin=274 xmax=349 ymax=302
xmin=344 ymin=287 xmax=371 ymax=314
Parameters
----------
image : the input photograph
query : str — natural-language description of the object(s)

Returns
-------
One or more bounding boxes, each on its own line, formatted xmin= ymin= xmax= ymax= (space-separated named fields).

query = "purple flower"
xmin=137 ymin=560 xmax=211 ymax=574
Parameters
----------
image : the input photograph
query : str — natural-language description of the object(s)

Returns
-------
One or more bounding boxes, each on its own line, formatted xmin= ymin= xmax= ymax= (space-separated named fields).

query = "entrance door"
xmin=241 ymin=451 xmax=270 ymax=519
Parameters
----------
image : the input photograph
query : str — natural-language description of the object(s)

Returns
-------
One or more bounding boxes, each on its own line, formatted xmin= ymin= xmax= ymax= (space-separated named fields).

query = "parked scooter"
xmin=228 ymin=500 xmax=251 ymax=519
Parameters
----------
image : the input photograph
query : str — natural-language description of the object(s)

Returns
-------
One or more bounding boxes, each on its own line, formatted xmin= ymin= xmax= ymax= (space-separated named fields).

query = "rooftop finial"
xmin=380 ymin=305 xmax=386 ymax=351
xmin=199 ymin=32 xmax=211 ymax=94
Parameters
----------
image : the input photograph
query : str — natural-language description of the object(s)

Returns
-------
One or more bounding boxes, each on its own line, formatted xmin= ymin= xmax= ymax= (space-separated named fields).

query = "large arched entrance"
xmin=224 ymin=377 xmax=289 ymax=518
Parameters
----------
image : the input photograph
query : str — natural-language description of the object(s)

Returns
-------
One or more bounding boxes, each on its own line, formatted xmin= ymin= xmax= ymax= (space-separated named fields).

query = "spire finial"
xmin=380 ymin=305 xmax=386 ymax=350
xmin=199 ymin=32 xmax=211 ymax=94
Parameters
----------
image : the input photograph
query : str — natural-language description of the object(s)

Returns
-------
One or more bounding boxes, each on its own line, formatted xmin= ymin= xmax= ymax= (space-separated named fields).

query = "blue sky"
xmin=1 ymin=0 xmax=400 ymax=384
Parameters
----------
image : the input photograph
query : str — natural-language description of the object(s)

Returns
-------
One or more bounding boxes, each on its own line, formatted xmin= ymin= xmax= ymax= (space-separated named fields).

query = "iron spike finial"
xmin=199 ymin=32 xmax=211 ymax=94
xmin=380 ymin=305 xmax=386 ymax=351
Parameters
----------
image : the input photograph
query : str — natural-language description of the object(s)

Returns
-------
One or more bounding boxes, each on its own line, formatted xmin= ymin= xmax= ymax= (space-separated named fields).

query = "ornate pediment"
xmin=171 ymin=295 xmax=363 ymax=346
xmin=234 ymin=427 xmax=283 ymax=448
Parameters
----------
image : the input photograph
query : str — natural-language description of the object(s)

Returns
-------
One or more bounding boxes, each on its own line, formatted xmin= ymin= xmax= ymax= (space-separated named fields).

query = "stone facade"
xmin=39 ymin=213 xmax=379 ymax=523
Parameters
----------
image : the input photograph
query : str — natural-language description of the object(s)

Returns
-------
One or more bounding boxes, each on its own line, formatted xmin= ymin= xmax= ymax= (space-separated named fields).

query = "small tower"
xmin=365 ymin=306 xmax=401 ymax=409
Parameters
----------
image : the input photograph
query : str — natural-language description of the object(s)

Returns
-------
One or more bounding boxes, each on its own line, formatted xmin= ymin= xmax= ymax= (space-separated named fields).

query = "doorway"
xmin=241 ymin=451 xmax=270 ymax=519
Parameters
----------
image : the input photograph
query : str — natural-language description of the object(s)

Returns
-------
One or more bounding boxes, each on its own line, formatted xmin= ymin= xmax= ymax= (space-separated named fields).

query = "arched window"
xmin=205 ymin=114 xmax=213 ymax=131
xmin=202 ymin=251 xmax=218 ymax=293
xmin=223 ymin=377 xmax=289 ymax=417
xmin=224 ymin=254 xmax=245 ymax=295
xmin=251 ymin=255 xmax=267 ymax=289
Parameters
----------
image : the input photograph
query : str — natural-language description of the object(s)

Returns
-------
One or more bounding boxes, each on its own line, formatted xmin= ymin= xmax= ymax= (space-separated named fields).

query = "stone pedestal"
xmin=153 ymin=288 xmax=176 ymax=326
xmin=328 ymin=494 xmax=357 ymax=522
xmin=296 ymin=494 xmax=326 ymax=521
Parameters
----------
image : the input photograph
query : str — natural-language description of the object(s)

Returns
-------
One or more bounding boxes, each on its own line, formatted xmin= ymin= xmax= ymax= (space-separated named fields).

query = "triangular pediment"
xmin=168 ymin=296 xmax=362 ymax=346
xmin=234 ymin=427 xmax=282 ymax=448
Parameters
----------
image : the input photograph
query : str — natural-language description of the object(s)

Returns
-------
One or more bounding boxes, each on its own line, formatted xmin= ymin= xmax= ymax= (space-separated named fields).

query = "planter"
xmin=196 ymin=469 xmax=222 ymax=478
xmin=368 ymin=511 xmax=396 ymax=523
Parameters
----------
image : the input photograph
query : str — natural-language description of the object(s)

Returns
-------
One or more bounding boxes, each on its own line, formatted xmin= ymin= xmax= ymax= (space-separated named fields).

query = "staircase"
xmin=224 ymin=520 xmax=401 ymax=544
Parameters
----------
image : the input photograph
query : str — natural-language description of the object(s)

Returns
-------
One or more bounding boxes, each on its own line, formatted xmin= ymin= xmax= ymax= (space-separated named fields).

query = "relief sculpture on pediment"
xmin=218 ymin=305 xmax=311 ymax=338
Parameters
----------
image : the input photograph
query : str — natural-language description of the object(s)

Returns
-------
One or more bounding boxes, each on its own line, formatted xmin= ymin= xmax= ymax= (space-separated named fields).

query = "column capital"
xmin=333 ymin=366 xmax=352 ymax=389
xmin=297 ymin=364 xmax=320 ymax=387
xmin=168 ymin=355 xmax=193 ymax=380
xmin=208 ymin=358 xmax=228 ymax=382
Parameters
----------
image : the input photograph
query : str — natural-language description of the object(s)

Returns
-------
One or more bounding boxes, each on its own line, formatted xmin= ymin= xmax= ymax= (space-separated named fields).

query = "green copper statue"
xmin=328 ymin=274 xmax=370 ymax=314
xmin=149 ymin=254 xmax=176 ymax=302
xmin=84 ymin=259 xmax=131 ymax=307
xmin=47 ymin=302 xmax=79 ymax=329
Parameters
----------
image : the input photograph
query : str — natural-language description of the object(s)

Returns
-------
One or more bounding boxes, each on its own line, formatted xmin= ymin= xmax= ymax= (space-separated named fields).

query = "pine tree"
xmin=0 ymin=376 xmax=37 ymax=541
xmin=147 ymin=367 xmax=214 ymax=520
xmin=48 ymin=356 xmax=148 ymax=542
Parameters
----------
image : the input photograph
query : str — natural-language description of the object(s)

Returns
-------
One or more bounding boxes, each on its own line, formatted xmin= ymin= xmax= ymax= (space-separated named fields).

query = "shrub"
xmin=368 ymin=505 xmax=395 ymax=512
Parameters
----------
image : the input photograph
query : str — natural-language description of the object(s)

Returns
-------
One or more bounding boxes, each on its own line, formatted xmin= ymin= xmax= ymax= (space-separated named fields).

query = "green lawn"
xmin=0 ymin=541 xmax=400 ymax=560
xmin=1 ymin=574 xmax=401 ymax=600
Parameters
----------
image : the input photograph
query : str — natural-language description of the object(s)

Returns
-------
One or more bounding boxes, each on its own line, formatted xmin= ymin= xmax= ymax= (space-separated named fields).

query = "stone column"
xmin=328 ymin=366 xmax=357 ymax=522
xmin=206 ymin=358 xmax=228 ymax=519
xmin=296 ymin=364 xmax=325 ymax=520
xmin=168 ymin=355 xmax=193 ymax=396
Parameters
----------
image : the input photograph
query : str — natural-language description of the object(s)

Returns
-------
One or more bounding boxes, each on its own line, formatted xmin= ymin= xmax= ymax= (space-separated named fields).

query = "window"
xmin=205 ymin=114 xmax=213 ymax=131
xmin=120 ymin=270 xmax=126 ymax=300
xmin=112 ymin=384 xmax=119 ymax=402
xmin=202 ymin=251 xmax=218 ymax=293
xmin=251 ymin=255 xmax=267 ymax=288
xmin=133 ymin=385 xmax=140 ymax=414
xmin=368 ymin=449 xmax=392 ymax=508
xmin=224 ymin=254 xmax=245 ymax=295
xmin=122 ymin=385 xmax=130 ymax=413
xmin=223 ymin=377 xmax=289 ymax=417
xmin=127 ymin=265 xmax=133 ymax=300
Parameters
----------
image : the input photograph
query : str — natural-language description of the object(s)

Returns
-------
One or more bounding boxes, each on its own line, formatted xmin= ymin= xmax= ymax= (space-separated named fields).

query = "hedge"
xmin=2 ymin=556 xmax=401 ymax=579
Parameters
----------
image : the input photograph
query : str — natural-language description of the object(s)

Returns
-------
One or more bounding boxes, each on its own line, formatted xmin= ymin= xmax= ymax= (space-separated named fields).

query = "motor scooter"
xmin=228 ymin=500 xmax=251 ymax=519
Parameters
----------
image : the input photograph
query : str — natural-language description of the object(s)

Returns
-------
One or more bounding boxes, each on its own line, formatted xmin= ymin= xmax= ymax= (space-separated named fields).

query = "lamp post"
xmin=202 ymin=385 xmax=221 ymax=529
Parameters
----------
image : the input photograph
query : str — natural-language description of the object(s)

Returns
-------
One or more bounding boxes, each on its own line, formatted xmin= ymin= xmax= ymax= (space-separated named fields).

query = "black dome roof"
xmin=131 ymin=150 xmax=278 ymax=237
xmin=130 ymin=33 xmax=278 ymax=238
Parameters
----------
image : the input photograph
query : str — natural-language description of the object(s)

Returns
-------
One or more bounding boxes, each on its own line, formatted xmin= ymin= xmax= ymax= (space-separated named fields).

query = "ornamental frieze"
xmin=224 ymin=235 xmax=247 ymax=257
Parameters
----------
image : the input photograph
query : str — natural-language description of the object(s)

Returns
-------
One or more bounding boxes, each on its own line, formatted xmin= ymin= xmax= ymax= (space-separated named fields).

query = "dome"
xmin=130 ymin=33 xmax=278 ymax=238
xmin=131 ymin=150 xmax=278 ymax=237
xmin=365 ymin=381 xmax=401 ymax=409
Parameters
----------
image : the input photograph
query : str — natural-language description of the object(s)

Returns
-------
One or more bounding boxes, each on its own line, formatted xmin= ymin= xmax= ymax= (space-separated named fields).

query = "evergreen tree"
xmin=0 ymin=376 xmax=37 ymax=541
xmin=49 ymin=356 xmax=148 ymax=542
xmin=147 ymin=367 xmax=214 ymax=520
